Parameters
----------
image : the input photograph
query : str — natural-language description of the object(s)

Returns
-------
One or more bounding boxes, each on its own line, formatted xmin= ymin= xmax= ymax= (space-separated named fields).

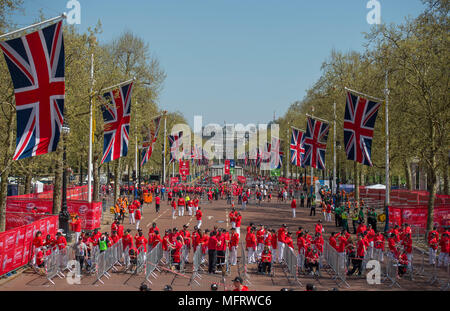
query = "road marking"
xmin=146 ymin=206 xmax=169 ymax=227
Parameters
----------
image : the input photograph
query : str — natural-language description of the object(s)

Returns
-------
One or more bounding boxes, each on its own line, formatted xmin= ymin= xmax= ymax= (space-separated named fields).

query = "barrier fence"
xmin=283 ymin=246 xmax=302 ymax=286
xmin=145 ymin=243 xmax=163 ymax=284
xmin=189 ymin=246 xmax=203 ymax=286
xmin=322 ymin=242 xmax=350 ymax=288
xmin=239 ymin=242 xmax=251 ymax=285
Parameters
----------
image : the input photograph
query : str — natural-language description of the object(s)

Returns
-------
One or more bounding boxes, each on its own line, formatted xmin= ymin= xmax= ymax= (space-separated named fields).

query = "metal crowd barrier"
xmin=93 ymin=240 xmax=123 ymax=284
xmin=57 ymin=248 xmax=72 ymax=275
xmin=297 ymin=250 xmax=306 ymax=274
xmin=283 ymin=246 xmax=301 ymax=286
xmin=239 ymin=242 xmax=251 ymax=285
xmin=179 ymin=245 xmax=187 ymax=273
xmin=145 ymin=243 xmax=163 ymax=284
xmin=382 ymin=253 xmax=401 ymax=288
xmin=189 ymin=246 xmax=203 ymax=286
xmin=134 ymin=246 xmax=146 ymax=274
xmin=322 ymin=242 xmax=349 ymax=288
xmin=44 ymin=248 xmax=65 ymax=285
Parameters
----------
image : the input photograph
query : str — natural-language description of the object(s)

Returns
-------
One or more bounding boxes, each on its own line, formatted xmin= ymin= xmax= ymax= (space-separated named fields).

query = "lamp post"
xmin=59 ymin=123 xmax=71 ymax=242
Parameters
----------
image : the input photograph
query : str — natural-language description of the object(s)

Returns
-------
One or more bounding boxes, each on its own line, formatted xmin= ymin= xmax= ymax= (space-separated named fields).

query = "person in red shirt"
xmin=207 ymin=231 xmax=218 ymax=274
xmin=111 ymin=230 xmax=120 ymax=245
xmin=171 ymin=236 xmax=183 ymax=271
xmin=313 ymin=233 xmax=324 ymax=256
xmin=44 ymin=234 xmax=56 ymax=250
xmin=122 ymin=229 xmax=134 ymax=250
xmin=178 ymin=196 xmax=186 ymax=217
xmin=326 ymin=203 xmax=332 ymax=222
xmin=216 ymin=229 xmax=227 ymax=270
xmin=329 ymin=232 xmax=337 ymax=250
xmin=32 ymin=231 xmax=44 ymax=264
xmin=155 ymin=195 xmax=161 ymax=213
xmin=291 ymin=198 xmax=297 ymax=218
xmin=387 ymin=233 xmax=398 ymax=259
xmin=402 ymin=232 xmax=413 ymax=269
xmin=366 ymin=224 xmax=376 ymax=258
xmin=196 ymin=207 xmax=203 ymax=229
xmin=56 ymin=232 xmax=67 ymax=250
xmin=148 ymin=222 xmax=160 ymax=235
xmin=285 ymin=232 xmax=294 ymax=251
xmin=429 ymin=232 xmax=439 ymax=265
xmin=374 ymin=232 xmax=385 ymax=261
xmin=229 ymin=208 xmax=236 ymax=229
xmin=305 ymin=247 xmax=320 ymax=275
xmin=235 ymin=212 xmax=242 ymax=237
xmin=151 ymin=230 xmax=162 ymax=249
xmin=128 ymin=202 xmax=136 ymax=224
xmin=171 ymin=199 xmax=177 ymax=219
xmin=134 ymin=208 xmax=142 ymax=230
xmin=337 ymin=231 xmax=348 ymax=267
xmin=70 ymin=215 xmax=82 ymax=242
xmin=356 ymin=222 xmax=367 ymax=236
xmin=398 ymin=250 xmax=409 ymax=277
xmin=438 ymin=232 xmax=449 ymax=267
xmin=111 ymin=220 xmax=119 ymax=235
xmin=245 ymin=227 xmax=257 ymax=264
xmin=256 ymin=224 xmax=266 ymax=259
xmin=315 ymin=220 xmax=323 ymax=235
xmin=229 ymin=228 xmax=239 ymax=266
xmin=259 ymin=246 xmax=272 ymax=274
xmin=181 ymin=225 xmax=191 ymax=263
xmin=135 ymin=231 xmax=148 ymax=253
xmin=277 ymin=224 xmax=287 ymax=263
xmin=232 ymin=276 xmax=249 ymax=291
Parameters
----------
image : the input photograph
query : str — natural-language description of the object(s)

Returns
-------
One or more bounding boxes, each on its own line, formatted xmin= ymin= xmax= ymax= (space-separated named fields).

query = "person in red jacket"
xmin=429 ymin=232 xmax=439 ymax=265
xmin=246 ymin=227 xmax=257 ymax=264
xmin=111 ymin=230 xmax=120 ymax=245
xmin=438 ymin=232 xmax=449 ymax=267
xmin=207 ymin=231 xmax=218 ymax=274
xmin=398 ymin=250 xmax=409 ymax=277
xmin=305 ymin=247 xmax=320 ymax=275
xmin=329 ymin=232 xmax=337 ymax=250
xmin=315 ymin=220 xmax=323 ymax=235
xmin=256 ymin=224 xmax=266 ymax=259
xmin=71 ymin=215 xmax=82 ymax=242
xmin=122 ymin=229 xmax=134 ymax=250
xmin=44 ymin=234 xmax=57 ymax=251
xmin=374 ymin=232 xmax=385 ymax=261
xmin=152 ymin=230 xmax=162 ymax=249
xmin=259 ymin=246 xmax=272 ymax=274
xmin=235 ymin=212 xmax=242 ymax=237
xmin=135 ymin=231 xmax=148 ymax=253
xmin=171 ymin=236 xmax=183 ymax=271
xmin=56 ymin=232 xmax=67 ymax=250
xmin=285 ymin=232 xmax=294 ymax=251
xmin=232 ymin=276 xmax=249 ymax=291
xmin=366 ymin=224 xmax=376 ymax=258
xmin=181 ymin=225 xmax=191 ymax=263
xmin=148 ymin=222 xmax=159 ymax=235
xmin=313 ymin=233 xmax=324 ymax=256
xmin=32 ymin=231 xmax=44 ymax=264
xmin=178 ymin=196 xmax=186 ymax=217
xmin=111 ymin=220 xmax=119 ymax=235
xmin=134 ymin=208 xmax=142 ymax=230
xmin=270 ymin=229 xmax=277 ymax=264
xmin=171 ymin=199 xmax=177 ymax=219
xmin=155 ymin=195 xmax=161 ymax=213
xmin=128 ymin=202 xmax=136 ymax=224
xmin=196 ymin=206 xmax=203 ymax=229
xmin=229 ymin=228 xmax=239 ymax=266
xmin=229 ymin=208 xmax=236 ymax=229
xmin=277 ymin=224 xmax=287 ymax=263
xmin=291 ymin=198 xmax=297 ymax=218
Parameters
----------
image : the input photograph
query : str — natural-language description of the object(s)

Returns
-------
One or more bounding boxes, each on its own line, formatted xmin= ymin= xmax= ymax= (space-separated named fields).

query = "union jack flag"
xmin=269 ymin=137 xmax=283 ymax=170
xmin=100 ymin=82 xmax=133 ymax=164
xmin=141 ymin=115 xmax=162 ymax=167
xmin=303 ymin=117 xmax=329 ymax=170
xmin=0 ymin=21 xmax=65 ymax=160
xmin=290 ymin=127 xmax=305 ymax=167
xmin=168 ymin=131 xmax=183 ymax=163
xmin=344 ymin=91 xmax=381 ymax=166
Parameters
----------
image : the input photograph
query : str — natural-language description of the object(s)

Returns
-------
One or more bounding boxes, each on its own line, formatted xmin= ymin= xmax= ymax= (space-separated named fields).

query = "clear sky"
xmin=12 ymin=0 xmax=425 ymax=127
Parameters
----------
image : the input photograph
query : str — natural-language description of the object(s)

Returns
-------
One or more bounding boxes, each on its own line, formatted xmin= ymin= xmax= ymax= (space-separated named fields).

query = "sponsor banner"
xmin=212 ymin=176 xmax=222 ymax=184
xmin=224 ymin=160 xmax=230 ymax=175
xmin=237 ymin=176 xmax=246 ymax=184
xmin=388 ymin=205 xmax=450 ymax=231
xmin=179 ymin=160 xmax=190 ymax=176
xmin=170 ymin=177 xmax=179 ymax=185
xmin=0 ymin=215 xmax=58 ymax=277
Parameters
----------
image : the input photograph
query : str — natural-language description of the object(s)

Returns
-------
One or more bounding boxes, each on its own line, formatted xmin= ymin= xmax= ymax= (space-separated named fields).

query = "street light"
xmin=59 ymin=123 xmax=71 ymax=242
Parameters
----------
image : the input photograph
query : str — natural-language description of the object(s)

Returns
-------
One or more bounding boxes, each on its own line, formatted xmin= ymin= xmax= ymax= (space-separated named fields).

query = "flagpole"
xmin=100 ymin=78 xmax=135 ymax=93
xmin=305 ymin=114 xmax=330 ymax=124
xmin=286 ymin=127 xmax=289 ymax=178
xmin=384 ymin=71 xmax=390 ymax=232
xmin=87 ymin=52 xmax=94 ymax=203
xmin=0 ymin=13 xmax=67 ymax=40
xmin=344 ymin=87 xmax=384 ymax=102
xmin=163 ymin=115 xmax=167 ymax=185
xmin=333 ymin=102 xmax=337 ymax=195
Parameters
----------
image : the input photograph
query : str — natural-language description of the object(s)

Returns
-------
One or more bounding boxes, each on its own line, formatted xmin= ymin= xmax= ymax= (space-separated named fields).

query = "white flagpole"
xmin=87 ymin=53 xmax=94 ymax=203
xmin=333 ymin=102 xmax=337 ymax=195
xmin=286 ymin=127 xmax=289 ymax=178
xmin=0 ymin=13 xmax=66 ymax=40
xmin=384 ymin=71 xmax=390 ymax=231
xmin=163 ymin=115 xmax=167 ymax=185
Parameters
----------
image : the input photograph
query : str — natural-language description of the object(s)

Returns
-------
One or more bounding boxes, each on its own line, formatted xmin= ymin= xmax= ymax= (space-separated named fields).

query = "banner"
xmin=388 ymin=205 xmax=450 ymax=231
xmin=212 ymin=176 xmax=222 ymax=184
xmin=0 ymin=215 xmax=58 ymax=276
xmin=179 ymin=159 xmax=190 ymax=176
xmin=270 ymin=168 xmax=281 ymax=177
xmin=224 ymin=160 xmax=230 ymax=175
xmin=170 ymin=177 xmax=179 ymax=185
xmin=237 ymin=176 xmax=246 ymax=184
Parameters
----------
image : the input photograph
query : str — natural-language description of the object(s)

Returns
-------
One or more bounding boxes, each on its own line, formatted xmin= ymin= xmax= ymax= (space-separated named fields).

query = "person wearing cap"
xmin=232 ymin=276 xmax=249 ymax=291
xmin=277 ymin=224 xmax=287 ymax=263
xmin=56 ymin=231 xmax=67 ymax=250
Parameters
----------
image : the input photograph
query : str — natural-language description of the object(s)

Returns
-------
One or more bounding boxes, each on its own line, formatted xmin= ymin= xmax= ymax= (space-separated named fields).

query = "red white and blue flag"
xmin=344 ymin=91 xmax=381 ymax=166
xmin=303 ymin=117 xmax=329 ymax=170
xmin=100 ymin=82 xmax=133 ymax=164
xmin=141 ymin=115 xmax=162 ymax=167
xmin=290 ymin=127 xmax=305 ymax=167
xmin=168 ymin=131 xmax=183 ymax=163
xmin=0 ymin=21 xmax=65 ymax=160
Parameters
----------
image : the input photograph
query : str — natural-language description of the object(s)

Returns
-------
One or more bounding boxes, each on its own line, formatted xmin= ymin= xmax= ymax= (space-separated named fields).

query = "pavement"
xmin=0 ymin=193 xmax=448 ymax=291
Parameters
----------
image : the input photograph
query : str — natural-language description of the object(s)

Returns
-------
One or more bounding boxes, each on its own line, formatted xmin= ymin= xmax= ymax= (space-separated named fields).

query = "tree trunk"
xmin=52 ymin=142 xmax=63 ymax=215
xmin=24 ymin=170 xmax=32 ymax=194
xmin=444 ymin=163 xmax=449 ymax=195
xmin=93 ymin=155 xmax=99 ymax=202
xmin=0 ymin=105 xmax=15 ymax=232
xmin=404 ymin=159 xmax=412 ymax=190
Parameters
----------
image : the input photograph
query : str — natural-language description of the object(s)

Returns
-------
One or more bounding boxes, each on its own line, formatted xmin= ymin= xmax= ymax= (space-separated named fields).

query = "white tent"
xmin=32 ymin=180 xmax=44 ymax=193
xmin=365 ymin=184 xmax=386 ymax=190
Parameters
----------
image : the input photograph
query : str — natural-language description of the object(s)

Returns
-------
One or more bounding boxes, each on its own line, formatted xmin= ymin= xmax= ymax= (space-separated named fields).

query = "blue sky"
xmin=13 ymin=0 xmax=424 ymax=126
